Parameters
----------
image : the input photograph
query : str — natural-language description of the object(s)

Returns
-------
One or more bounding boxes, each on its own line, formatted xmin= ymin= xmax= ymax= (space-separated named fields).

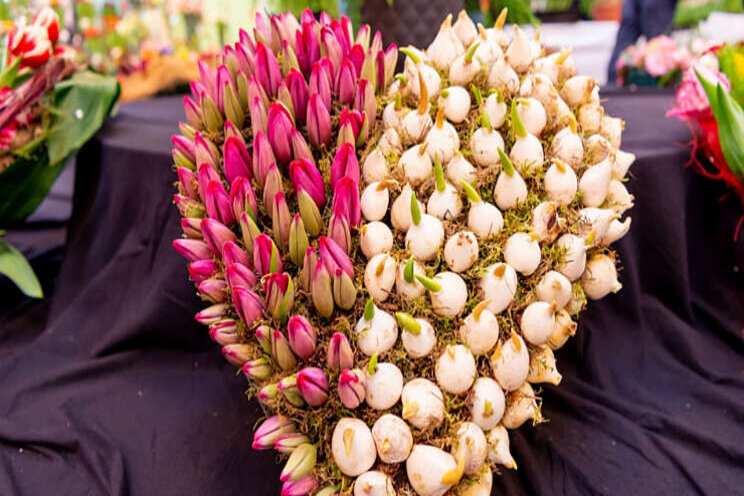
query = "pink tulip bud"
xmin=248 ymin=95 xmax=267 ymax=136
xmin=349 ymin=44 xmax=366 ymax=77
xmin=338 ymin=368 xmax=366 ymax=409
xmin=272 ymin=191 xmax=292 ymax=250
xmin=223 ymin=119 xmax=241 ymax=142
xmin=296 ymin=367 xmax=329 ymax=406
xmin=262 ymin=163 xmax=285 ymax=217
xmin=223 ymin=45 xmax=239 ymax=74
xmin=200 ymin=218 xmax=237 ymax=255
xmin=172 ymin=135 xmax=196 ymax=164
xmin=221 ymin=241 xmax=250 ymax=267
xmin=232 ymin=286 xmax=265 ymax=326
xmin=209 ymin=320 xmax=239 ymax=345
xmin=198 ymin=60 xmax=218 ymax=104
xmin=222 ymin=343 xmax=253 ymax=367
xmin=327 ymin=332 xmax=354 ymax=370
xmin=370 ymin=30 xmax=383 ymax=55
xmin=255 ymin=42 xmax=282 ymax=97
xmin=287 ymin=315 xmax=316 ymax=360
xmin=356 ymin=25 xmax=371 ymax=51
xmin=318 ymin=236 xmax=354 ymax=278
xmin=311 ymin=259 xmax=334 ymax=318
xmin=173 ymin=194 xmax=205 ymax=218
xmin=355 ymin=78 xmax=377 ymax=129
xmin=225 ymin=262 xmax=257 ymax=290
xmin=215 ymin=65 xmax=233 ymax=114
xmin=205 ymin=180 xmax=235 ymax=226
xmin=173 ymin=238 xmax=211 ymax=262
xmin=199 ymin=278 xmax=228 ymax=302
xmin=239 ymin=211 xmax=261 ymax=258
xmin=229 ymin=176 xmax=258 ymax=222
xmin=301 ymin=9 xmax=316 ymax=26
xmin=271 ymin=15 xmax=290 ymax=51
xmin=183 ymin=95 xmax=203 ymax=129
xmin=259 ymin=383 xmax=278 ymax=402
xmin=253 ymin=233 xmax=283 ymax=276
xmin=196 ymin=163 xmax=221 ymax=205
xmin=281 ymin=475 xmax=317 ymax=496
xmin=194 ymin=133 xmax=218 ymax=170
xmin=235 ymin=42 xmax=256 ymax=77
xmin=280 ymin=443 xmax=317 ymax=482
xmin=376 ymin=49 xmax=387 ymax=91
xmin=296 ymin=22 xmax=320 ymax=75
xmin=188 ymin=259 xmax=219 ymax=284
xmin=181 ymin=218 xmax=202 ymax=238
xmin=252 ymin=131 xmax=276 ymax=187
xmin=289 ymin=158 xmax=325 ymax=209
xmin=277 ymin=374 xmax=304 ymax=407
xmin=289 ymin=214 xmax=310 ymax=267
xmin=320 ymin=26 xmax=343 ymax=73
xmin=242 ymin=357 xmax=273 ymax=380
xmin=277 ymin=82 xmax=296 ymax=118
xmin=286 ymin=69 xmax=309 ymax=124
xmin=338 ymin=108 xmax=367 ymax=145
xmin=302 ymin=247 xmax=318 ymax=292
xmin=223 ymin=136 xmax=253 ymax=184
xmin=190 ymin=80 xmax=208 ymax=104
xmin=306 ymin=94 xmax=331 ymax=148
xmin=332 ymin=271 xmax=356 ymax=310
xmin=253 ymin=12 xmax=271 ymax=44
xmin=178 ymin=167 xmax=198 ymax=199
xmin=195 ymin=303 xmax=229 ymax=325
xmin=327 ymin=210 xmax=352 ymax=254
xmin=275 ymin=433 xmax=311 ymax=455
xmin=264 ymin=272 xmax=295 ymax=321
xmin=267 ymin=102 xmax=295 ymax=164
xmin=246 ymin=75 xmax=270 ymax=111
xmin=271 ymin=328 xmax=297 ymax=371
xmin=330 ymin=143 xmax=360 ymax=190
xmin=309 ymin=62 xmax=332 ymax=111
xmin=255 ymin=325 xmax=273 ymax=354
xmin=253 ymin=415 xmax=295 ymax=450
xmin=334 ymin=17 xmax=353 ymax=54
xmin=383 ymin=44 xmax=398 ymax=88
xmin=331 ymin=177 xmax=361 ymax=227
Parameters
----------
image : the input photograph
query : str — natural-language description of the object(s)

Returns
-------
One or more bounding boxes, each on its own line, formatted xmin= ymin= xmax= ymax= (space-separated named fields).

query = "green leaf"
xmin=0 ymin=57 xmax=22 ymax=89
xmin=0 ymin=237 xmax=43 ymax=298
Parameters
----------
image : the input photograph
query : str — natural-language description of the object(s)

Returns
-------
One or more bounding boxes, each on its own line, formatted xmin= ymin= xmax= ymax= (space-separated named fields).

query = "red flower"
xmin=32 ymin=7 xmax=60 ymax=45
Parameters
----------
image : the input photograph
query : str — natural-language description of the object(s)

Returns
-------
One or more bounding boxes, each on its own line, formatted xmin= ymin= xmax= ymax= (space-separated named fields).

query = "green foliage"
xmin=673 ymin=0 xmax=743 ymax=27
xmin=466 ymin=0 xmax=539 ymax=26
xmin=0 ymin=235 xmax=42 ymax=298
xmin=718 ymin=44 xmax=744 ymax=105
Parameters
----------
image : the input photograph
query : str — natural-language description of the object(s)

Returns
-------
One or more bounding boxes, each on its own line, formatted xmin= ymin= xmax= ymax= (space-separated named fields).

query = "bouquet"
xmin=0 ymin=7 xmax=119 ymax=297
xmin=616 ymin=35 xmax=697 ymax=87
xmin=171 ymin=8 xmax=635 ymax=495
xmin=668 ymin=43 xmax=744 ymax=238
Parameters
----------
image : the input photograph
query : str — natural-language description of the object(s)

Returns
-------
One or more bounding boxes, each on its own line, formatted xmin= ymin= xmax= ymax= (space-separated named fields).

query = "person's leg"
xmin=607 ymin=0 xmax=642 ymax=84
xmin=640 ymin=0 xmax=679 ymax=38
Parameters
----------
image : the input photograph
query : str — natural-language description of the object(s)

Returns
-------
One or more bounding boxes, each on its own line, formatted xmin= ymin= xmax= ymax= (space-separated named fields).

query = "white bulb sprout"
xmin=544 ymin=158 xmax=578 ymax=205
xmin=356 ymin=299 xmax=399 ymax=356
xmin=391 ymin=183 xmax=424 ymax=232
xmin=332 ymin=418 xmax=377 ymax=476
xmin=452 ymin=422 xmax=488 ymax=476
xmin=606 ymin=179 xmax=634 ymax=215
xmin=360 ymin=222 xmax=394 ymax=260
xmin=555 ymin=233 xmax=586 ymax=281
xmin=581 ymin=254 xmax=621 ymax=300
xmin=377 ymin=127 xmax=403 ymax=157
xmin=460 ymin=301 xmax=499 ymax=354
xmin=435 ymin=345 xmax=477 ymax=394
xmin=427 ymin=156 xmax=462 ymax=221
xmin=365 ymin=362 xmax=404 ymax=410
xmin=548 ymin=309 xmax=577 ymax=350
xmin=406 ymin=445 xmax=458 ymax=496
xmin=550 ymin=123 xmax=583 ymax=167
xmin=453 ymin=10 xmax=478 ymax=46
xmin=383 ymin=95 xmax=405 ymax=130
xmin=361 ymin=181 xmax=391 ymax=221
xmin=463 ymin=180 xmax=504 ymax=239
xmin=578 ymin=207 xmax=615 ymax=247
xmin=577 ymin=100 xmax=603 ymax=134
xmin=612 ymin=149 xmax=636 ymax=179
xmin=490 ymin=332 xmax=529 ymax=391
xmin=354 ymin=471 xmax=396 ymax=496
xmin=449 ymin=42 xmax=483 ymax=87
xmin=494 ymin=149 xmax=528 ymax=210
xmin=406 ymin=192 xmax=445 ymax=261
xmin=372 ymin=414 xmax=413 ymax=464
xmin=470 ymin=110 xmax=505 ymax=167
xmin=561 ymin=75 xmax=597 ymax=107
xmin=398 ymin=312 xmax=437 ymax=358
xmin=584 ymin=133 xmax=611 ymax=165
xmin=446 ymin=153 xmax=477 ymax=187
xmin=504 ymin=232 xmax=541 ymax=276
xmin=399 ymin=144 xmax=433 ymax=187
xmin=601 ymin=217 xmax=631 ymax=246
xmin=426 ymin=14 xmax=464 ymax=71
xmin=487 ymin=56 xmax=519 ymax=96
xmin=601 ymin=115 xmax=623 ymax=149
xmin=531 ymin=201 xmax=562 ymax=242
xmin=424 ymin=107 xmax=460 ymax=164
xmin=536 ymin=271 xmax=572 ymax=309
xmin=396 ymin=256 xmax=426 ymax=299
xmin=516 ymin=97 xmax=547 ymax=137
xmin=486 ymin=425 xmax=517 ymax=470
xmin=438 ymin=86 xmax=471 ymax=124
xmin=364 ymin=253 xmax=397 ymax=302
xmin=480 ymin=262 xmax=518 ymax=314
xmin=501 ymin=382 xmax=540 ymax=429
xmin=520 ymin=301 xmax=557 ymax=346
xmin=506 ymin=25 xmax=534 ymax=73
xmin=363 ymin=148 xmax=389 ymax=184
xmin=579 ymin=157 xmax=612 ymax=207
xmin=422 ymin=271 xmax=468 ymax=318
xmin=470 ymin=377 xmax=505 ymax=431
xmin=484 ymin=92 xmax=507 ymax=129
xmin=509 ymin=100 xmax=544 ymax=172
xmin=460 ymin=464 xmax=493 ymax=496
xmin=401 ymin=378 xmax=445 ymax=430
xmin=528 ymin=345 xmax=562 ymax=385
xmin=444 ymin=230 xmax=479 ymax=273
xmin=534 ymin=47 xmax=575 ymax=86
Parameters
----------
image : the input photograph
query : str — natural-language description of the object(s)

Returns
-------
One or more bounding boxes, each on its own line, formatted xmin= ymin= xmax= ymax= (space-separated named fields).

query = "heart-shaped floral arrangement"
xmin=171 ymin=8 xmax=634 ymax=496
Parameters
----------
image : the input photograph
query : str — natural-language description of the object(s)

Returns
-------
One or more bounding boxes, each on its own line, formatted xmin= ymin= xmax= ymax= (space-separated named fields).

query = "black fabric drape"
xmin=0 ymin=91 xmax=742 ymax=495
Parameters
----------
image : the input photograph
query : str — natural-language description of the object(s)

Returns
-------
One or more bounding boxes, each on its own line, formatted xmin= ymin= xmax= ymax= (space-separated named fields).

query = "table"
xmin=0 ymin=91 xmax=742 ymax=495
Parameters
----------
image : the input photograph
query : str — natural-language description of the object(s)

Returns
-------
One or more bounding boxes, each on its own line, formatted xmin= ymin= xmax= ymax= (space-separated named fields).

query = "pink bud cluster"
xmin=171 ymin=10 xmax=396 ymax=495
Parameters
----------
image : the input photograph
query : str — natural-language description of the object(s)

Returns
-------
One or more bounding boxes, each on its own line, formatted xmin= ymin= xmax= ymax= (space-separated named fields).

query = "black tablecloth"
xmin=1 ymin=91 xmax=743 ymax=496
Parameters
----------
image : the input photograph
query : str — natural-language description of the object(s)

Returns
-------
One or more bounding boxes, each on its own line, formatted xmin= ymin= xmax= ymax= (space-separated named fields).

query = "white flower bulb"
xmin=360 ymin=222 xmax=394 ymax=260
xmin=406 ymin=213 xmax=445 ymax=261
xmin=612 ymin=149 xmax=636 ymax=179
xmin=601 ymin=115 xmax=623 ymax=149
xmin=528 ymin=345 xmax=562 ymax=385
xmin=555 ymin=233 xmax=586 ymax=281
xmin=509 ymin=133 xmax=544 ymax=172
xmin=391 ymin=183 xmax=425 ymax=231
xmin=579 ymin=157 xmax=612 ymax=207
xmin=521 ymin=301 xmax=557 ymax=345
xmin=356 ymin=303 xmax=398 ymax=356
xmin=354 ymin=471 xmax=395 ymax=496
xmin=548 ymin=309 xmax=577 ymax=350
xmin=424 ymin=109 xmax=460 ymax=164
xmin=361 ymin=182 xmax=390 ymax=221
xmin=504 ymin=232 xmax=541 ymax=276
xmin=550 ymin=125 xmax=583 ymax=167
xmin=426 ymin=14 xmax=464 ymax=71
xmin=378 ymin=127 xmax=402 ymax=156
xmin=401 ymin=378 xmax=445 ymax=430
xmin=438 ymin=86 xmax=471 ymax=124
xmin=474 ymin=32 xmax=503 ymax=67
xmin=501 ymin=382 xmax=540 ymax=429
xmin=534 ymin=47 xmax=575 ymax=86
xmin=332 ymin=418 xmax=377 ymax=476
xmin=401 ymin=109 xmax=433 ymax=147
xmin=578 ymin=207 xmax=615 ymax=247
xmin=484 ymin=9 xmax=509 ymax=47
xmin=531 ymin=201 xmax=562 ymax=243
xmin=484 ymin=93 xmax=508 ymax=129
xmin=435 ymin=345 xmax=477 ymax=394
xmin=486 ymin=425 xmax=517 ymax=470
xmin=396 ymin=257 xmax=426 ymax=299
xmin=585 ymin=134 xmax=611 ymax=165
xmin=494 ymin=167 xmax=528 ymax=210
xmin=490 ymin=332 xmax=529 ymax=391
xmin=601 ymin=217 xmax=631 ymax=246
xmin=449 ymin=45 xmax=483 ymax=87
xmin=561 ymin=75 xmax=597 ymax=107
xmin=460 ymin=300 xmax=499 ymax=354
xmin=383 ymin=98 xmax=404 ymax=130
xmin=444 ymin=230 xmax=479 ymax=272
xmin=544 ymin=158 xmax=578 ymax=205
xmin=405 ymin=63 xmax=441 ymax=102
xmin=406 ymin=445 xmax=457 ymax=496
xmin=470 ymin=126 xmax=505 ymax=167
xmin=453 ymin=10 xmax=478 ymax=46
xmin=400 ymin=315 xmax=437 ymax=358
xmin=372 ymin=414 xmax=413 ymax=464
xmin=480 ymin=263 xmax=518 ymax=314
xmin=516 ymin=98 xmax=547 ymax=137
xmin=460 ymin=464 xmax=493 ymax=496
xmin=399 ymin=144 xmax=433 ymax=186
xmin=365 ymin=362 xmax=404 ymax=410
xmin=363 ymin=149 xmax=389 ymax=184
xmin=578 ymin=100 xmax=603 ymax=135
xmin=452 ymin=422 xmax=488 ymax=476
xmin=467 ymin=192 xmax=504 ymax=239
xmin=581 ymin=254 xmax=621 ymax=300
xmin=487 ymin=56 xmax=519 ymax=96
xmin=447 ymin=153 xmax=477 ymax=186
xmin=428 ymin=271 xmax=468 ymax=317
xmin=536 ymin=271 xmax=572 ymax=309
xmin=469 ymin=377 xmax=505 ymax=431
xmin=364 ymin=253 xmax=397 ymax=301
xmin=506 ymin=25 xmax=534 ymax=73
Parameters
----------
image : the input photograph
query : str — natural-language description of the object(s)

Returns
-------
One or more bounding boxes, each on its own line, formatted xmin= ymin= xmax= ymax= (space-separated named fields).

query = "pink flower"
xmin=668 ymin=64 xmax=730 ymax=120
